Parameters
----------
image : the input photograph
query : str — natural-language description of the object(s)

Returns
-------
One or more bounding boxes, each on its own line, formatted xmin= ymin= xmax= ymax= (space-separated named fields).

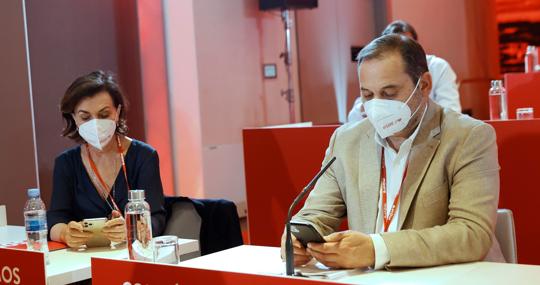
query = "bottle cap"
xmin=27 ymin=188 xmax=40 ymax=198
xmin=491 ymin=80 xmax=503 ymax=88
xmin=128 ymin=189 xmax=145 ymax=201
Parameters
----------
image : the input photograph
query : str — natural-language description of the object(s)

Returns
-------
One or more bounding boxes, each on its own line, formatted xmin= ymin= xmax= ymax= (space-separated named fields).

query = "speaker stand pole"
xmin=280 ymin=9 xmax=295 ymax=123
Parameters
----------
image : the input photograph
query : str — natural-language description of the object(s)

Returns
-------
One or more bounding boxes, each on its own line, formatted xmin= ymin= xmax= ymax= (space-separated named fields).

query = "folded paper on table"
xmin=295 ymin=260 xmax=365 ymax=280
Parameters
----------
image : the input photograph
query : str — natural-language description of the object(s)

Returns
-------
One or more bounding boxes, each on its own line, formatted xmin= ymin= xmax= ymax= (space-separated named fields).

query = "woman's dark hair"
xmin=356 ymin=34 xmax=428 ymax=84
xmin=60 ymin=70 xmax=128 ymax=142
xmin=382 ymin=20 xmax=418 ymax=41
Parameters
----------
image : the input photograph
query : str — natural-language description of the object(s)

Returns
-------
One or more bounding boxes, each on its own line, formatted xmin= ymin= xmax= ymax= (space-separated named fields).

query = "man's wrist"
xmin=369 ymin=234 xmax=391 ymax=270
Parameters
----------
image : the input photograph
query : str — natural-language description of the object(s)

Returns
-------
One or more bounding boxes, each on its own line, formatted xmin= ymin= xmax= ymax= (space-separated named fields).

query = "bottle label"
xmin=25 ymin=217 xmax=47 ymax=232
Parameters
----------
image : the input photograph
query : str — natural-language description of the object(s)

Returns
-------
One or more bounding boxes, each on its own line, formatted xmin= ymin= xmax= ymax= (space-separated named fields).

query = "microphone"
xmin=285 ymin=156 xmax=336 ymax=276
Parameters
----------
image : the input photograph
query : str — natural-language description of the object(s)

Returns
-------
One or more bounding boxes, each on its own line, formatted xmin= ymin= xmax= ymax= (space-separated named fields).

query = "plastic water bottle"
xmin=524 ymin=46 xmax=538 ymax=73
xmin=24 ymin=188 xmax=49 ymax=263
xmin=489 ymin=80 xmax=508 ymax=120
xmin=125 ymin=189 xmax=153 ymax=261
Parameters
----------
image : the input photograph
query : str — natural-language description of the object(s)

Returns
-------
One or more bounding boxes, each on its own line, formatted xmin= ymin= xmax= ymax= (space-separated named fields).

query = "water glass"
xmin=516 ymin=108 xmax=534 ymax=120
xmin=153 ymin=235 xmax=180 ymax=264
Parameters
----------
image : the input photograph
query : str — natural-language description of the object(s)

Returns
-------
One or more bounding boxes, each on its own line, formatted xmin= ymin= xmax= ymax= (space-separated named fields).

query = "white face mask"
xmin=363 ymin=79 xmax=422 ymax=138
xmin=356 ymin=101 xmax=368 ymax=119
xmin=78 ymin=119 xmax=117 ymax=150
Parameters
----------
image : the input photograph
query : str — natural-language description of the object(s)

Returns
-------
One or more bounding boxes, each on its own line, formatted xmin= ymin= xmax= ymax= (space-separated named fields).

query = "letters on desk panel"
xmin=0 ymin=248 xmax=46 ymax=285
xmin=91 ymin=257 xmax=338 ymax=285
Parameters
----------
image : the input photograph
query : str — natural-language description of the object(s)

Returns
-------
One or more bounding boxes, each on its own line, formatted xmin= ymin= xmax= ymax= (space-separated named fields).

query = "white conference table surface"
xmin=179 ymin=245 xmax=540 ymax=285
xmin=0 ymin=225 xmax=199 ymax=285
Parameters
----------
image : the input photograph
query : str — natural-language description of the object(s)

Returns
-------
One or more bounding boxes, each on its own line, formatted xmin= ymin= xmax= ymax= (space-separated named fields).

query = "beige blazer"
xmin=294 ymin=100 xmax=504 ymax=268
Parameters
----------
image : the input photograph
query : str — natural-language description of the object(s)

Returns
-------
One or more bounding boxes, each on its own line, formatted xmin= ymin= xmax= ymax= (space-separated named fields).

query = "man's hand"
xmin=61 ymin=221 xmax=92 ymax=248
xmin=280 ymin=231 xmax=313 ymax=266
xmin=307 ymin=230 xmax=375 ymax=269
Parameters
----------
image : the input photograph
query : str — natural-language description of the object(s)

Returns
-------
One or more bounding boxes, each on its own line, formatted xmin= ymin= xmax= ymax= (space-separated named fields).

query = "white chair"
xmin=0 ymin=205 xmax=6 ymax=226
xmin=495 ymin=209 xmax=517 ymax=263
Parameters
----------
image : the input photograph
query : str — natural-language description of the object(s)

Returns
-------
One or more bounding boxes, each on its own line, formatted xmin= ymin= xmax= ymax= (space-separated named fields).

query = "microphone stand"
xmin=285 ymin=157 xmax=336 ymax=276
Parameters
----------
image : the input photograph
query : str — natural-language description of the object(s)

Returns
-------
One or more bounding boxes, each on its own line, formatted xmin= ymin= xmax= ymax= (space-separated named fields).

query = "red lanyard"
xmin=380 ymin=150 xmax=408 ymax=232
xmin=115 ymin=135 xmax=131 ymax=191
xmin=86 ymin=135 xmax=130 ymax=212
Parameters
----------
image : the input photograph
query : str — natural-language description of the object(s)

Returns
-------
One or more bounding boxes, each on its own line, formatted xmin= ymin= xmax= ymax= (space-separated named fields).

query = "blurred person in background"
xmin=348 ymin=20 xmax=461 ymax=122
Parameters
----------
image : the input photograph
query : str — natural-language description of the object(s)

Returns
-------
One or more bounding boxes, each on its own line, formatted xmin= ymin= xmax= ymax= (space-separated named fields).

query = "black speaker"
xmin=259 ymin=0 xmax=318 ymax=11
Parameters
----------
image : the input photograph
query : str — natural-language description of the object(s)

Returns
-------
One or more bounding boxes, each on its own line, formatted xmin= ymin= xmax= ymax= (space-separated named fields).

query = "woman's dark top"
xmin=47 ymin=139 xmax=166 ymax=237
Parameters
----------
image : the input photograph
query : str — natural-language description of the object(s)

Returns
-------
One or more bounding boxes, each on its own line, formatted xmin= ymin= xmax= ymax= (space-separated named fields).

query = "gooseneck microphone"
xmin=285 ymin=156 xmax=336 ymax=276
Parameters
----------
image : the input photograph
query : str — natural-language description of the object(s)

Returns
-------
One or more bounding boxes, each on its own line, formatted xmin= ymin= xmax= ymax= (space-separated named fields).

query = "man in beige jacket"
xmin=282 ymin=34 xmax=503 ymax=269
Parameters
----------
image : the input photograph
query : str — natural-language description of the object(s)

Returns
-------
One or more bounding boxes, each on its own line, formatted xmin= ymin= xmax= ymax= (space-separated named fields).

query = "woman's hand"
xmin=102 ymin=211 xmax=126 ymax=243
xmin=61 ymin=221 xmax=92 ymax=248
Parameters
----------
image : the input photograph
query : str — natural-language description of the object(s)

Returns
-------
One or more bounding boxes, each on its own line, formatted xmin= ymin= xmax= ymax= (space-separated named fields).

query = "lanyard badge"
xmin=379 ymin=150 xmax=408 ymax=232
xmin=86 ymin=135 xmax=130 ymax=214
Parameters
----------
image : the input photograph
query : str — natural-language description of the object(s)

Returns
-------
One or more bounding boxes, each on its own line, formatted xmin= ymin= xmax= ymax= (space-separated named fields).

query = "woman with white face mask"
xmin=47 ymin=70 xmax=166 ymax=248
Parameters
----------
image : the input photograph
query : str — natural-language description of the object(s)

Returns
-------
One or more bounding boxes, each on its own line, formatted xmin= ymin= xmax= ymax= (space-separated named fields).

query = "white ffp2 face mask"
xmin=363 ymin=79 xmax=422 ymax=138
xmin=78 ymin=119 xmax=116 ymax=150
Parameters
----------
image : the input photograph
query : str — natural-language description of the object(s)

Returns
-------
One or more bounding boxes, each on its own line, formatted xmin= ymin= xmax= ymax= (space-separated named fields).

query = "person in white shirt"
xmin=348 ymin=20 xmax=461 ymax=122
xmin=281 ymin=34 xmax=503 ymax=269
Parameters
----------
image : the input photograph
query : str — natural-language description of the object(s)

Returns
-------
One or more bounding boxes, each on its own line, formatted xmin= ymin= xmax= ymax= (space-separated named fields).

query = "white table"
xmin=179 ymin=245 xmax=540 ymax=285
xmin=47 ymin=240 xmax=199 ymax=285
xmin=0 ymin=226 xmax=199 ymax=285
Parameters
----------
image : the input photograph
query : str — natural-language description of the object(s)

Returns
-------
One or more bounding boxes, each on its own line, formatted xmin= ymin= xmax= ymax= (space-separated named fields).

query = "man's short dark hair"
xmin=382 ymin=20 xmax=418 ymax=41
xmin=356 ymin=34 xmax=428 ymax=84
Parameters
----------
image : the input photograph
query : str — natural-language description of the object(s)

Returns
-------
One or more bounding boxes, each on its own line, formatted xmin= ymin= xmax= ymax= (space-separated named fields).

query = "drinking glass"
xmin=516 ymin=108 xmax=534 ymax=120
xmin=153 ymin=235 xmax=180 ymax=264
